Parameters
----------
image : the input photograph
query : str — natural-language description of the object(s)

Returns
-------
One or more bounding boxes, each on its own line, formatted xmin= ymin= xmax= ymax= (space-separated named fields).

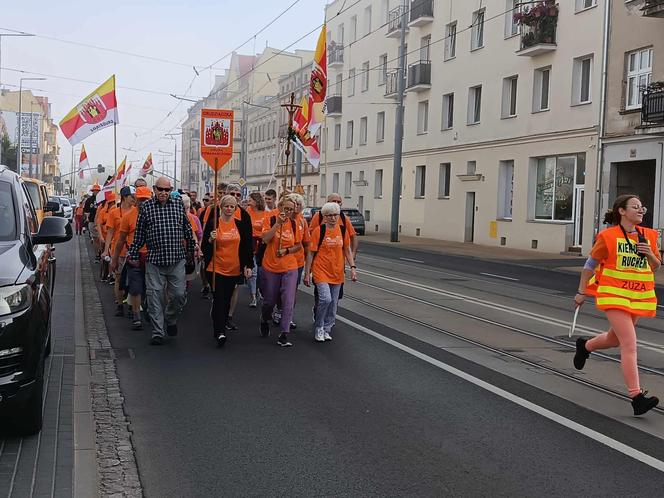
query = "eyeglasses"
xmin=203 ymin=198 xmax=210 ymax=203
xmin=283 ymin=207 xmax=294 ymax=212
xmin=324 ymin=213 xmax=339 ymax=217
xmin=154 ymin=186 xmax=173 ymax=193
xmin=228 ymin=192 xmax=242 ymax=198
xmin=627 ymin=204 xmax=648 ymax=213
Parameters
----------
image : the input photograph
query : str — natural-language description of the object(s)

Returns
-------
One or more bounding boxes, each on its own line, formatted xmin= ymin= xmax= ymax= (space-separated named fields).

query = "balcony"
xmin=326 ymin=95 xmax=342 ymax=117
xmin=406 ymin=60 xmax=431 ymax=92
xmin=408 ymin=0 xmax=434 ymax=27
xmin=384 ymin=70 xmax=402 ymax=98
xmin=514 ymin=1 xmax=558 ymax=57
xmin=328 ymin=43 xmax=344 ymax=68
xmin=386 ymin=5 xmax=409 ymax=38
xmin=641 ymin=83 xmax=664 ymax=126
xmin=642 ymin=0 xmax=664 ymax=18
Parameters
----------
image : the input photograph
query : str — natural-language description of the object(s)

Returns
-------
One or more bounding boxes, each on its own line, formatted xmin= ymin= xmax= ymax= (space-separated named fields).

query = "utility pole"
xmin=295 ymin=149 xmax=302 ymax=186
xmin=240 ymin=101 xmax=247 ymax=182
xmin=390 ymin=0 xmax=407 ymax=242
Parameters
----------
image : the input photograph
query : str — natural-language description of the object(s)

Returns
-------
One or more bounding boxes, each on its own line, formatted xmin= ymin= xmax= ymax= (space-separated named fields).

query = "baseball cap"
xmin=136 ymin=186 xmax=152 ymax=199
xmin=120 ymin=186 xmax=136 ymax=198
xmin=91 ymin=183 xmax=101 ymax=192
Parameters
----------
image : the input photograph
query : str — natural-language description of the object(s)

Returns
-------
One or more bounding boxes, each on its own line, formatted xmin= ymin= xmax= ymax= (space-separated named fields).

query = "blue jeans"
xmin=314 ymin=282 xmax=341 ymax=331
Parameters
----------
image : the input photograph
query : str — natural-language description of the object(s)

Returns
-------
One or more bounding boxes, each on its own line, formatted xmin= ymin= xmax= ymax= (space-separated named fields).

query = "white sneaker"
xmin=324 ymin=331 xmax=332 ymax=341
xmin=314 ymin=327 xmax=325 ymax=342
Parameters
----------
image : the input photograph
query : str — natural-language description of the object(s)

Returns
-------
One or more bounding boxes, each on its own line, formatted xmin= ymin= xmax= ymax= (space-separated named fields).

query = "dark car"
xmin=0 ymin=165 xmax=72 ymax=435
xmin=302 ymin=207 xmax=321 ymax=224
xmin=341 ymin=208 xmax=365 ymax=235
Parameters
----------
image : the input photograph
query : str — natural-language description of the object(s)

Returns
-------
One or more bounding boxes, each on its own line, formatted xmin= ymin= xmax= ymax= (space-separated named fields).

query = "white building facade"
xmin=323 ymin=0 xmax=606 ymax=253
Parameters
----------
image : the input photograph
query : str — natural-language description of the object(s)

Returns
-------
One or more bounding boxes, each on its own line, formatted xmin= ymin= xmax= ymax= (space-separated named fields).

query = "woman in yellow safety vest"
xmin=574 ymin=194 xmax=661 ymax=416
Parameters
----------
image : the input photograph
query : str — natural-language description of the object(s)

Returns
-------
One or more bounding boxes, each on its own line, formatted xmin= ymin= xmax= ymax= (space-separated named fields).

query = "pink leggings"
xmin=586 ymin=309 xmax=640 ymax=397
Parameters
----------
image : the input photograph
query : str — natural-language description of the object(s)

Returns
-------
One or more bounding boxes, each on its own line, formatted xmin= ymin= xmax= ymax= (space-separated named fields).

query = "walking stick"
xmin=212 ymin=160 xmax=218 ymax=292
xmin=569 ymin=306 xmax=580 ymax=338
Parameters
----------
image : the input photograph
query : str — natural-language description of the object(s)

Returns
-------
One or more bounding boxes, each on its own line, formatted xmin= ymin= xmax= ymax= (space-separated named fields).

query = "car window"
xmin=60 ymin=197 xmax=71 ymax=206
xmin=21 ymin=184 xmax=38 ymax=234
xmin=0 ymin=182 xmax=17 ymax=241
xmin=24 ymin=182 xmax=43 ymax=210
xmin=342 ymin=209 xmax=361 ymax=216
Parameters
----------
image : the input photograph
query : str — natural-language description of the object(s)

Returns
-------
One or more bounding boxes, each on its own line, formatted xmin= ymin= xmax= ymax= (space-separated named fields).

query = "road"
xmin=86 ymin=239 xmax=664 ymax=497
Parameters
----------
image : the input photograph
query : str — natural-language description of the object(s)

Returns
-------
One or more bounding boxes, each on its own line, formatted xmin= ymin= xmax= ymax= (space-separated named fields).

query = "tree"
xmin=0 ymin=134 xmax=17 ymax=171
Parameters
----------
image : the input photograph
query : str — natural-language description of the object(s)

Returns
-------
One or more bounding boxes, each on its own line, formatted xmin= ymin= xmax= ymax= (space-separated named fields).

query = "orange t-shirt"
xmin=187 ymin=212 xmax=200 ymax=243
xmin=247 ymin=207 xmax=265 ymax=237
xmin=75 ymin=206 xmax=84 ymax=216
xmin=294 ymin=214 xmax=310 ymax=268
xmin=98 ymin=204 xmax=113 ymax=239
xmin=261 ymin=216 xmax=301 ymax=273
xmin=206 ymin=219 xmax=241 ymax=276
xmin=106 ymin=206 xmax=129 ymax=254
xmin=309 ymin=224 xmax=350 ymax=284
xmin=119 ymin=207 xmax=146 ymax=256
xmin=309 ymin=211 xmax=357 ymax=237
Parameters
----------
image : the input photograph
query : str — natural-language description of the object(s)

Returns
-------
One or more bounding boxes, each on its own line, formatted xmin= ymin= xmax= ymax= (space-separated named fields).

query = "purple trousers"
xmin=260 ymin=268 xmax=298 ymax=334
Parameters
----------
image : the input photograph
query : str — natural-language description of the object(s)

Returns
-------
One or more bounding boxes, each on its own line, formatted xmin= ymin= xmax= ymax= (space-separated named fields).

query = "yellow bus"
xmin=22 ymin=177 xmax=52 ymax=226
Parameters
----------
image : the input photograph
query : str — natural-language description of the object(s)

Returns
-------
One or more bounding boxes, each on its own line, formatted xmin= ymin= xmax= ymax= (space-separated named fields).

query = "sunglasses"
xmin=229 ymin=192 xmax=242 ymax=198
xmin=155 ymin=186 xmax=173 ymax=193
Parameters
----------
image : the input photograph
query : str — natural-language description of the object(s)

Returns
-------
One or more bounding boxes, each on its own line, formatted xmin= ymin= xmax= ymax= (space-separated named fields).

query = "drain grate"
xmin=90 ymin=348 xmax=134 ymax=360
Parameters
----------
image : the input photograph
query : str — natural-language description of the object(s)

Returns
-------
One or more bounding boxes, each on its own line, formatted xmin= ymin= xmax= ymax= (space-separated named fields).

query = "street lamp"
xmin=164 ymin=132 xmax=181 ymax=189
xmin=0 ymin=32 xmax=34 ymax=90
xmin=16 ymin=77 xmax=46 ymax=174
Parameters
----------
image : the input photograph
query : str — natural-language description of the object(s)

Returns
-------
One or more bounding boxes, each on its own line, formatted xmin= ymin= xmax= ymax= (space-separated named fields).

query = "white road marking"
xmin=337 ymin=314 xmax=664 ymax=474
xmin=358 ymin=268 xmax=664 ymax=354
xmin=480 ymin=272 xmax=519 ymax=281
xmin=399 ymin=257 xmax=424 ymax=264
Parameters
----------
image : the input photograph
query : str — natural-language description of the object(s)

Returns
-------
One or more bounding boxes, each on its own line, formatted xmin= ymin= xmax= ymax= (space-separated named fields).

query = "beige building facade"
xmin=599 ymin=0 xmax=664 ymax=232
xmin=322 ymin=0 xmax=606 ymax=253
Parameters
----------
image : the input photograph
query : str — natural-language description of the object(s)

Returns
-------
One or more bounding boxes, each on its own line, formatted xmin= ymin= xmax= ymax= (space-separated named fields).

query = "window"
xmin=467 ymin=161 xmax=477 ymax=175
xmin=338 ymin=23 xmax=345 ymax=44
xmin=335 ymin=73 xmax=343 ymax=97
xmin=374 ymin=169 xmax=383 ymax=198
xmin=381 ymin=0 xmax=389 ymax=24
xmin=350 ymin=15 xmax=357 ymax=42
xmin=364 ymin=6 xmax=372 ymax=36
xmin=344 ymin=171 xmax=352 ymax=198
xmin=376 ymin=111 xmax=385 ymax=142
xmin=334 ymin=123 xmax=341 ymax=150
xmin=468 ymin=85 xmax=482 ymax=124
xmin=417 ymin=100 xmax=429 ymax=134
xmin=498 ymin=160 xmax=514 ymax=219
xmin=471 ymin=9 xmax=485 ymax=50
xmin=332 ymin=172 xmax=340 ymax=193
xmin=346 ymin=120 xmax=354 ymax=148
xmin=626 ymin=48 xmax=653 ymax=109
xmin=442 ymin=93 xmax=454 ymax=130
xmin=534 ymin=156 xmax=581 ymax=221
xmin=379 ymin=54 xmax=388 ymax=85
xmin=444 ymin=22 xmax=457 ymax=60
xmin=420 ymin=35 xmax=431 ymax=61
xmin=348 ymin=68 xmax=356 ymax=96
xmin=533 ymin=67 xmax=551 ymax=112
xmin=575 ymin=0 xmax=596 ymax=11
xmin=505 ymin=0 xmax=520 ymax=38
xmin=501 ymin=76 xmax=518 ymax=118
xmin=361 ymin=61 xmax=370 ymax=91
xmin=438 ymin=163 xmax=451 ymax=198
xmin=415 ymin=165 xmax=426 ymax=198
xmin=572 ymin=55 xmax=593 ymax=105
xmin=360 ymin=116 xmax=368 ymax=145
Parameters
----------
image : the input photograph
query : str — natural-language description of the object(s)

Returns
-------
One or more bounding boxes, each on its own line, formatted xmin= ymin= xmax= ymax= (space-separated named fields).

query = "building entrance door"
xmin=614 ymin=160 xmax=656 ymax=228
xmin=465 ymin=192 xmax=475 ymax=243
xmin=573 ymin=186 xmax=584 ymax=247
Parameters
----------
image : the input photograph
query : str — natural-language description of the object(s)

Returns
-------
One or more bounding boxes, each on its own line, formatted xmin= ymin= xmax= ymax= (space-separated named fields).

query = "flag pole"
xmin=113 ymin=122 xmax=118 ymax=195
xmin=212 ymin=158 xmax=218 ymax=292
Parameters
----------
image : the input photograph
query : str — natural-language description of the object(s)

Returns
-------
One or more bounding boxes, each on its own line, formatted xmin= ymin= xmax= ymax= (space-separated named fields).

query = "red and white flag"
xmin=115 ymin=157 xmax=128 ymax=189
xmin=139 ymin=153 xmax=153 ymax=177
xmin=78 ymin=145 xmax=88 ymax=179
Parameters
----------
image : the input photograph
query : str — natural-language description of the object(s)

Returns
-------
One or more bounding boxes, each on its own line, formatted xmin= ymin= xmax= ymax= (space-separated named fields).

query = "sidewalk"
xmin=360 ymin=232 xmax=664 ymax=287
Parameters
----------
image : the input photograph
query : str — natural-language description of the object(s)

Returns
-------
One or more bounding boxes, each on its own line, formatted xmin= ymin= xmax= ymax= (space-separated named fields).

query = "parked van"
xmin=22 ymin=178 xmax=52 ymax=225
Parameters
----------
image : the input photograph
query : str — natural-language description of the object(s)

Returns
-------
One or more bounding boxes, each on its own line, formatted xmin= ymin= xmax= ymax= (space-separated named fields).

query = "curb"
xmin=76 ymin=237 xmax=143 ymax=497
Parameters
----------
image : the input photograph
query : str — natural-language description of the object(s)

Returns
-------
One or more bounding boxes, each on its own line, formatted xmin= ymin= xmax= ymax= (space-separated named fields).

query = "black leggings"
xmin=207 ymin=272 xmax=238 ymax=335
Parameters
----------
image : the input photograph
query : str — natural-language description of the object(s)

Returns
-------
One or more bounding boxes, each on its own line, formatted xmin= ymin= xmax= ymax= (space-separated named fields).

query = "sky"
xmin=0 ymin=0 xmax=329 ymax=185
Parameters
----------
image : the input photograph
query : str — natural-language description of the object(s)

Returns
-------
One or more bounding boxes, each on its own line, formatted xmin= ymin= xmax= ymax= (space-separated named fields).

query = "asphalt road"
xmin=83 ymin=240 xmax=664 ymax=497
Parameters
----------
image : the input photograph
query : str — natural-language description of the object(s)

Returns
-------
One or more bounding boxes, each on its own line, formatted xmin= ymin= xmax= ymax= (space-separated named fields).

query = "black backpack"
xmin=312 ymin=222 xmax=347 ymax=261
xmin=255 ymin=216 xmax=297 ymax=267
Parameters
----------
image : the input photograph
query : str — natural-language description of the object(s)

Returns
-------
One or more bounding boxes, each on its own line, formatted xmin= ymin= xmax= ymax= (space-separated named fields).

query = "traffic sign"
xmin=241 ymin=186 xmax=248 ymax=198
xmin=200 ymin=109 xmax=234 ymax=172
xmin=238 ymin=177 xmax=246 ymax=187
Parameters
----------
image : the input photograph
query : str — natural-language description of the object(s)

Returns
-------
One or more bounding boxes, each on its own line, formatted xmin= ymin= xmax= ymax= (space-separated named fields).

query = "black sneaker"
xmin=277 ymin=333 xmax=292 ymax=347
xmin=115 ymin=304 xmax=124 ymax=317
xmin=632 ymin=391 xmax=659 ymax=416
xmin=150 ymin=336 xmax=164 ymax=346
xmin=216 ymin=333 xmax=227 ymax=348
xmin=131 ymin=319 xmax=142 ymax=330
xmin=225 ymin=319 xmax=238 ymax=331
xmin=201 ymin=286 xmax=210 ymax=298
xmin=573 ymin=338 xmax=590 ymax=370
xmin=166 ymin=324 xmax=178 ymax=337
xmin=260 ymin=321 xmax=270 ymax=337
